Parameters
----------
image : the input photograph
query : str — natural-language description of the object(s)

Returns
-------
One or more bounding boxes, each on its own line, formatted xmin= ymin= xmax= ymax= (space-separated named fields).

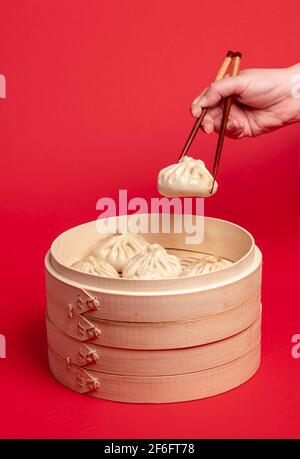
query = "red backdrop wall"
xmin=1 ymin=0 xmax=300 ymax=439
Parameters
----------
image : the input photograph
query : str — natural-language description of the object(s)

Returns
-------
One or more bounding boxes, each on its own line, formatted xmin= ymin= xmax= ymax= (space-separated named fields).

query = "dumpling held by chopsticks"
xmin=157 ymin=155 xmax=218 ymax=198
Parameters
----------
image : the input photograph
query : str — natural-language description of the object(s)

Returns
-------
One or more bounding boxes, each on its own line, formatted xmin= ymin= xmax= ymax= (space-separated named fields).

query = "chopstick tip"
xmin=227 ymin=50 xmax=234 ymax=57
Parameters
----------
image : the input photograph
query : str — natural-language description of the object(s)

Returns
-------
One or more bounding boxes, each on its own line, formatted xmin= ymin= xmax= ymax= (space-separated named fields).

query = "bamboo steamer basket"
xmin=48 ymin=344 xmax=261 ymax=403
xmin=46 ymin=314 xmax=261 ymax=376
xmin=45 ymin=214 xmax=263 ymax=401
xmin=47 ymin=291 xmax=261 ymax=349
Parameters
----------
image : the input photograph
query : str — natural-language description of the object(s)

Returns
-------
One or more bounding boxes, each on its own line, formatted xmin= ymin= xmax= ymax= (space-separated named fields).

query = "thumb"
xmin=191 ymin=75 xmax=246 ymax=117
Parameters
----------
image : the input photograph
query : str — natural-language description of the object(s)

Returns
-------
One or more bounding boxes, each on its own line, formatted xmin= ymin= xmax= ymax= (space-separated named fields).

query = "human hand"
xmin=191 ymin=64 xmax=300 ymax=138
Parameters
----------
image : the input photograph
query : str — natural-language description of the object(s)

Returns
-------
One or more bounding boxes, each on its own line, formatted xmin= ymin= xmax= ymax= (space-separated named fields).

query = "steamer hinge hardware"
xmin=77 ymin=316 xmax=101 ymax=340
xmin=67 ymin=290 xmax=100 ymax=320
xmin=66 ymin=290 xmax=101 ymax=341
xmin=75 ymin=368 xmax=100 ymax=393
xmin=77 ymin=344 xmax=99 ymax=366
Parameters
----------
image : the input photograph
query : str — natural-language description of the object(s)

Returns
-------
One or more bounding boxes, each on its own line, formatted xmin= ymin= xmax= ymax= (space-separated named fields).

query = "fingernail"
xmin=191 ymin=106 xmax=201 ymax=117
xmin=192 ymin=95 xmax=207 ymax=107
xmin=204 ymin=123 xmax=213 ymax=134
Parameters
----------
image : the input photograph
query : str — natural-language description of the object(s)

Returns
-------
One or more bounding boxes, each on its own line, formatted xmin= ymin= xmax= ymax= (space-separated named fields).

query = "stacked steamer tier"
xmin=45 ymin=214 xmax=262 ymax=403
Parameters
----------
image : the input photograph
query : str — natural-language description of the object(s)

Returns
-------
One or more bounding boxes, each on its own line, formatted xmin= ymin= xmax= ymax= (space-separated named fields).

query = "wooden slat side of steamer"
xmin=46 ymin=292 xmax=261 ymax=349
xmin=46 ymin=314 xmax=261 ymax=376
xmin=45 ymin=253 xmax=262 ymax=323
xmin=48 ymin=344 xmax=261 ymax=403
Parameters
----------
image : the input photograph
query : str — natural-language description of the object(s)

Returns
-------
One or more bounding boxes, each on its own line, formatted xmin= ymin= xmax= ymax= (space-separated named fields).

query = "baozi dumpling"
xmin=92 ymin=231 xmax=149 ymax=272
xmin=182 ymin=255 xmax=232 ymax=276
xmin=122 ymin=243 xmax=182 ymax=279
xmin=158 ymin=155 xmax=218 ymax=197
xmin=86 ymin=256 xmax=119 ymax=278
xmin=71 ymin=259 xmax=99 ymax=275
xmin=72 ymin=256 xmax=119 ymax=278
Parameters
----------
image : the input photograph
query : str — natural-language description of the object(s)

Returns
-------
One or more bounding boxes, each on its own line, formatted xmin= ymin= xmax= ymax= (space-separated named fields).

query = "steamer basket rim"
xmin=45 ymin=247 xmax=262 ymax=297
xmin=48 ymin=215 xmax=257 ymax=292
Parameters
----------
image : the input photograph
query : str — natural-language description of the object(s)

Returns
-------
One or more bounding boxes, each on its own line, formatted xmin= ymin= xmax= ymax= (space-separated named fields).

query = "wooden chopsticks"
xmin=177 ymin=50 xmax=234 ymax=163
xmin=177 ymin=50 xmax=242 ymax=195
xmin=211 ymin=52 xmax=241 ymax=192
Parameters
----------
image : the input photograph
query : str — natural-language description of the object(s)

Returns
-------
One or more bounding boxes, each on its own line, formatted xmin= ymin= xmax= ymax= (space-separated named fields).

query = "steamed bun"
xmin=72 ymin=256 xmax=119 ymax=278
xmin=158 ymin=156 xmax=218 ymax=197
xmin=92 ymin=231 xmax=149 ymax=272
xmin=122 ymin=243 xmax=182 ymax=280
xmin=181 ymin=255 xmax=232 ymax=276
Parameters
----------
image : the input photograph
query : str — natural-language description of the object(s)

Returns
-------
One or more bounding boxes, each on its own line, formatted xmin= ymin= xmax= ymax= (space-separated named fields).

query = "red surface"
xmin=1 ymin=0 xmax=300 ymax=439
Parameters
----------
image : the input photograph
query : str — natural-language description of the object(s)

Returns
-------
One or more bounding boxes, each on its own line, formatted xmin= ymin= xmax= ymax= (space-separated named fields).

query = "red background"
xmin=1 ymin=0 xmax=300 ymax=439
